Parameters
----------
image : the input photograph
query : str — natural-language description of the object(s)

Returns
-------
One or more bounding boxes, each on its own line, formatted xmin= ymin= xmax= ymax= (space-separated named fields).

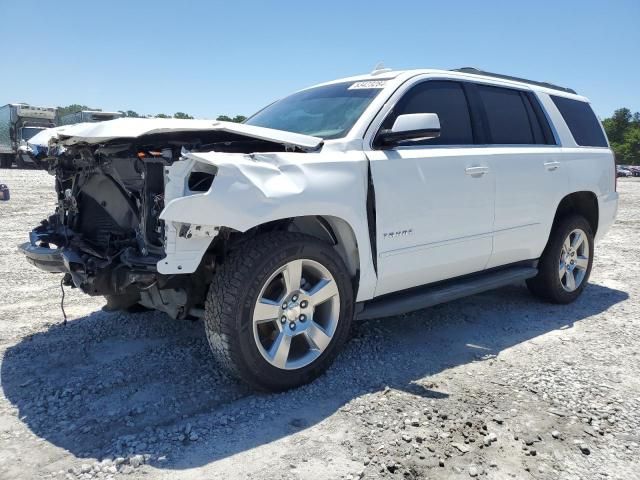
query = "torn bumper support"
xmin=19 ymin=235 xmax=80 ymax=274
xmin=19 ymin=232 xmax=157 ymax=296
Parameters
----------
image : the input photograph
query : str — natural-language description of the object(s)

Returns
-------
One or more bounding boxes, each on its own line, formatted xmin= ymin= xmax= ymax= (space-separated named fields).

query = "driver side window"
xmin=382 ymin=80 xmax=474 ymax=146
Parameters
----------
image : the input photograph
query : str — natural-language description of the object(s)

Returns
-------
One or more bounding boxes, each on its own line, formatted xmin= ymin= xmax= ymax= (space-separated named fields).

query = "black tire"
xmin=15 ymin=154 xmax=26 ymax=169
xmin=204 ymin=232 xmax=354 ymax=391
xmin=526 ymin=214 xmax=594 ymax=304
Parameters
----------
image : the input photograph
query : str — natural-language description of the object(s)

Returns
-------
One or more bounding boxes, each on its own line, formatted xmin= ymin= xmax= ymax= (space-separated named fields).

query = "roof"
xmin=309 ymin=68 xmax=584 ymax=99
xmin=450 ymin=67 xmax=576 ymax=94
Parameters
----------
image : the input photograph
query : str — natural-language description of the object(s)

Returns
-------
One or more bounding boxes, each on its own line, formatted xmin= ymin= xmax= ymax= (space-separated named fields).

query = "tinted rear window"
xmin=550 ymin=96 xmax=608 ymax=147
xmin=477 ymin=85 xmax=535 ymax=144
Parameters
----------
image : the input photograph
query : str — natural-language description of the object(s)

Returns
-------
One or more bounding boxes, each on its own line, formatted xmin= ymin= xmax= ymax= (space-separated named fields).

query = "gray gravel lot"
xmin=0 ymin=169 xmax=638 ymax=480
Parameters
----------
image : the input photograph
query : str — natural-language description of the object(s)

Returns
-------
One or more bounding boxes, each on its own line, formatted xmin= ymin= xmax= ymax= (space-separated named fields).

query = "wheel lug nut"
xmin=280 ymin=316 xmax=287 ymax=324
xmin=289 ymin=322 xmax=296 ymax=330
xmin=282 ymin=302 xmax=288 ymax=309
xmin=292 ymin=295 xmax=298 ymax=302
xmin=299 ymin=314 xmax=306 ymax=322
xmin=300 ymin=300 xmax=308 ymax=308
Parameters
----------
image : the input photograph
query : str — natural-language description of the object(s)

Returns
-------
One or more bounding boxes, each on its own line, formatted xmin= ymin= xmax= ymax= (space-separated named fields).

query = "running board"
xmin=355 ymin=266 xmax=538 ymax=320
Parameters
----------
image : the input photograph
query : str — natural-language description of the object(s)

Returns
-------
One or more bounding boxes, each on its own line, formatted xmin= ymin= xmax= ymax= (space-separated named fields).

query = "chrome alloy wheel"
xmin=252 ymin=259 xmax=340 ymax=370
xmin=559 ymin=228 xmax=590 ymax=292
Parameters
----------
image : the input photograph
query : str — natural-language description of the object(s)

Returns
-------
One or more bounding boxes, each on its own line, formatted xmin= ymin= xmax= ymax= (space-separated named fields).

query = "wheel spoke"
xmin=559 ymin=260 xmax=566 ymax=279
xmin=308 ymin=278 xmax=339 ymax=306
xmin=570 ymin=232 xmax=583 ymax=251
xmin=268 ymin=333 xmax=291 ymax=369
xmin=253 ymin=299 xmax=281 ymax=324
xmin=563 ymin=236 xmax=571 ymax=254
xmin=575 ymin=256 xmax=589 ymax=270
xmin=282 ymin=259 xmax=303 ymax=293
xmin=565 ymin=270 xmax=577 ymax=291
xmin=304 ymin=322 xmax=332 ymax=351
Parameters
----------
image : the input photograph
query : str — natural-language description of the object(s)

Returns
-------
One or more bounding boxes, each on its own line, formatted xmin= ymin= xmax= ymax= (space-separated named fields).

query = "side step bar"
xmin=355 ymin=266 xmax=538 ymax=321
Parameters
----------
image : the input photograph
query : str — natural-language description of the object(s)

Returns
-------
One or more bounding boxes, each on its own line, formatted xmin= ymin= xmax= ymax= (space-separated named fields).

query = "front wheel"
xmin=204 ymin=232 xmax=354 ymax=391
xmin=527 ymin=215 xmax=594 ymax=304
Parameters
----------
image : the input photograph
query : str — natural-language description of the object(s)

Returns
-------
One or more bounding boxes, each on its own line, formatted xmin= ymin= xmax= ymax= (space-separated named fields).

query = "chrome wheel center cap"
xmin=281 ymin=292 xmax=310 ymax=332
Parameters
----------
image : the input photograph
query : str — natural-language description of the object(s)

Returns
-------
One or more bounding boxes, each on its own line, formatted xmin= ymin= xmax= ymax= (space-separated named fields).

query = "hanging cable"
xmin=60 ymin=277 xmax=67 ymax=326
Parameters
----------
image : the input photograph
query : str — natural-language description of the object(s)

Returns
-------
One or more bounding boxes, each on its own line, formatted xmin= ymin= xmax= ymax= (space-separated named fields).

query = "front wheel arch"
xmin=220 ymin=215 xmax=362 ymax=295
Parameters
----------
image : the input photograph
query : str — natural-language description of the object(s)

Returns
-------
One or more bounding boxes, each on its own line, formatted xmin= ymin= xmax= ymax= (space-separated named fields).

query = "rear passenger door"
xmin=472 ymin=84 xmax=567 ymax=268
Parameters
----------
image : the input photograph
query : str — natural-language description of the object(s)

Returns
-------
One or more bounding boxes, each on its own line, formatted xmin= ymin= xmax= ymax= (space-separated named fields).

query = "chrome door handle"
xmin=544 ymin=161 xmax=561 ymax=171
xmin=465 ymin=166 xmax=489 ymax=177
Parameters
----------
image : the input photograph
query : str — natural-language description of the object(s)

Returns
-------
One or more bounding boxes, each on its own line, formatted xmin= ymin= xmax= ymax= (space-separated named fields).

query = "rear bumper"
xmin=595 ymin=191 xmax=618 ymax=243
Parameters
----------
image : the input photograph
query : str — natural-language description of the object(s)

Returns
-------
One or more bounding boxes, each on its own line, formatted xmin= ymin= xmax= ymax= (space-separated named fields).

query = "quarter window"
xmin=550 ymin=96 xmax=608 ymax=147
xmin=381 ymin=81 xmax=474 ymax=145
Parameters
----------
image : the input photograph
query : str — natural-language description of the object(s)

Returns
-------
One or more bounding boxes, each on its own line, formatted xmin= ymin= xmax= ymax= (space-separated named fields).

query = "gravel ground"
xmin=0 ymin=169 xmax=638 ymax=480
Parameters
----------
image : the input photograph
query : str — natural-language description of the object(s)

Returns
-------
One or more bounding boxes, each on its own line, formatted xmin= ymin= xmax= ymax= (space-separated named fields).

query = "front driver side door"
xmin=365 ymin=79 xmax=495 ymax=297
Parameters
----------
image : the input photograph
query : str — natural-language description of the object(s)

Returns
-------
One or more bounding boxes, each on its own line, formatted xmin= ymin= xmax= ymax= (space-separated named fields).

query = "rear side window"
xmin=477 ymin=85 xmax=536 ymax=144
xmin=382 ymin=80 xmax=474 ymax=145
xmin=550 ymin=96 xmax=608 ymax=147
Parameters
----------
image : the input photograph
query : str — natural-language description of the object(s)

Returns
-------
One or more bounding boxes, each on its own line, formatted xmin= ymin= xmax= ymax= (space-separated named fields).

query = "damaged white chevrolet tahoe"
xmin=20 ymin=68 xmax=618 ymax=391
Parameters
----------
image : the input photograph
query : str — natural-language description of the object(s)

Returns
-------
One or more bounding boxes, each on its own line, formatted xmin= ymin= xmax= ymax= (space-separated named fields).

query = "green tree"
xmin=155 ymin=113 xmax=170 ymax=118
xmin=173 ymin=112 xmax=194 ymax=119
xmin=216 ymin=115 xmax=246 ymax=123
xmin=602 ymin=108 xmax=640 ymax=165
xmin=602 ymin=108 xmax=632 ymax=145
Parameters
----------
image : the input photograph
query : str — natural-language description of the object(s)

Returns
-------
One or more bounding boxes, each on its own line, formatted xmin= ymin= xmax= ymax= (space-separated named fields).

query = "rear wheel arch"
xmin=552 ymin=191 xmax=599 ymax=236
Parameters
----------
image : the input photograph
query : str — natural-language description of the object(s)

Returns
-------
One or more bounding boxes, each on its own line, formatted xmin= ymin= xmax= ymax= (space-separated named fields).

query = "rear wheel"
xmin=204 ymin=232 xmax=354 ymax=391
xmin=527 ymin=215 xmax=594 ymax=304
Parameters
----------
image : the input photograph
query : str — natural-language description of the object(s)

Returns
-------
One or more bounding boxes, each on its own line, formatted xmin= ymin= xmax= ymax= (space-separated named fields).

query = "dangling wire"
xmin=60 ymin=277 xmax=67 ymax=326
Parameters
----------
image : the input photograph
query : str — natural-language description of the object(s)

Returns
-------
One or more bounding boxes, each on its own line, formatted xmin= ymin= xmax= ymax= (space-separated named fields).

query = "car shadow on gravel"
xmin=1 ymin=282 xmax=627 ymax=470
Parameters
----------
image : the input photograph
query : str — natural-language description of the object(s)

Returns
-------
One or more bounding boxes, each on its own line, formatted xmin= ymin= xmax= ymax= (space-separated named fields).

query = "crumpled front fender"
xmin=158 ymin=151 xmax=377 ymax=301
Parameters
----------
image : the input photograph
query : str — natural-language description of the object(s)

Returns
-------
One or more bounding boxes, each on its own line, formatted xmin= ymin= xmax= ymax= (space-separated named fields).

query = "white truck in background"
xmin=0 ymin=103 xmax=57 ymax=168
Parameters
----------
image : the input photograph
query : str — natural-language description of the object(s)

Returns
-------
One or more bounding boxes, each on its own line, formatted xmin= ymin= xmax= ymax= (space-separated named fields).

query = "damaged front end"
xmin=20 ymin=118 xmax=323 ymax=318
xmin=20 ymin=141 xmax=209 ymax=318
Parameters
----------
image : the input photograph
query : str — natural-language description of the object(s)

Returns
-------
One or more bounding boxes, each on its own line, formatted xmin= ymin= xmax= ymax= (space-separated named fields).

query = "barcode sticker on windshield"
xmin=348 ymin=80 xmax=387 ymax=90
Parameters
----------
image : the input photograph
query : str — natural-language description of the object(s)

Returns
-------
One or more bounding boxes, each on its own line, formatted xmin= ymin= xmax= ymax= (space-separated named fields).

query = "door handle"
xmin=544 ymin=161 xmax=561 ymax=171
xmin=465 ymin=166 xmax=489 ymax=177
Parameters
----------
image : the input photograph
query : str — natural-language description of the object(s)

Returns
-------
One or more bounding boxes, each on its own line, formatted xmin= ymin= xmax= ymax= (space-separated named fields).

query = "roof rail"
xmin=451 ymin=67 xmax=577 ymax=94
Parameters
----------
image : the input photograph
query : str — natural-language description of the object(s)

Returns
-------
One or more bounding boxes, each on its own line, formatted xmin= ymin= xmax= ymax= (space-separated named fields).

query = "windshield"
xmin=245 ymin=81 xmax=386 ymax=139
xmin=21 ymin=127 xmax=46 ymax=141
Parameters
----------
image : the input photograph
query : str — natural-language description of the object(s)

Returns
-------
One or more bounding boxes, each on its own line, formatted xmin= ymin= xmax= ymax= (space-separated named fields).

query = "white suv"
xmin=21 ymin=67 xmax=618 ymax=390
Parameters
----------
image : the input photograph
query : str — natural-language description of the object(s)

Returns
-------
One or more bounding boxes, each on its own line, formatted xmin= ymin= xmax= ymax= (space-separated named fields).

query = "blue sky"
xmin=1 ymin=0 xmax=638 ymax=119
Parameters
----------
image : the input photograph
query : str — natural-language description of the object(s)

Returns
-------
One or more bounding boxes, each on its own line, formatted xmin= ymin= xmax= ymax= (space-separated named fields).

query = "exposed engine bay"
xmin=23 ymin=126 xmax=302 ymax=319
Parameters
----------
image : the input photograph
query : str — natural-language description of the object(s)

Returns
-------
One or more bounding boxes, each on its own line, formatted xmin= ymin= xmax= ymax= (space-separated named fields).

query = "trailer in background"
xmin=0 ymin=104 xmax=57 ymax=168
xmin=59 ymin=110 xmax=123 ymax=126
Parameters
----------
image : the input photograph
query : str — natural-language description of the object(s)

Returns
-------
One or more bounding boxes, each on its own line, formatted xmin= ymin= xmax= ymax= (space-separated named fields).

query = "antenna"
xmin=371 ymin=62 xmax=392 ymax=76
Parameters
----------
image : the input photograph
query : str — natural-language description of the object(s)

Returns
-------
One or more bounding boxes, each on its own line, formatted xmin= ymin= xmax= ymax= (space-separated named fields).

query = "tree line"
xmin=55 ymin=104 xmax=246 ymax=123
